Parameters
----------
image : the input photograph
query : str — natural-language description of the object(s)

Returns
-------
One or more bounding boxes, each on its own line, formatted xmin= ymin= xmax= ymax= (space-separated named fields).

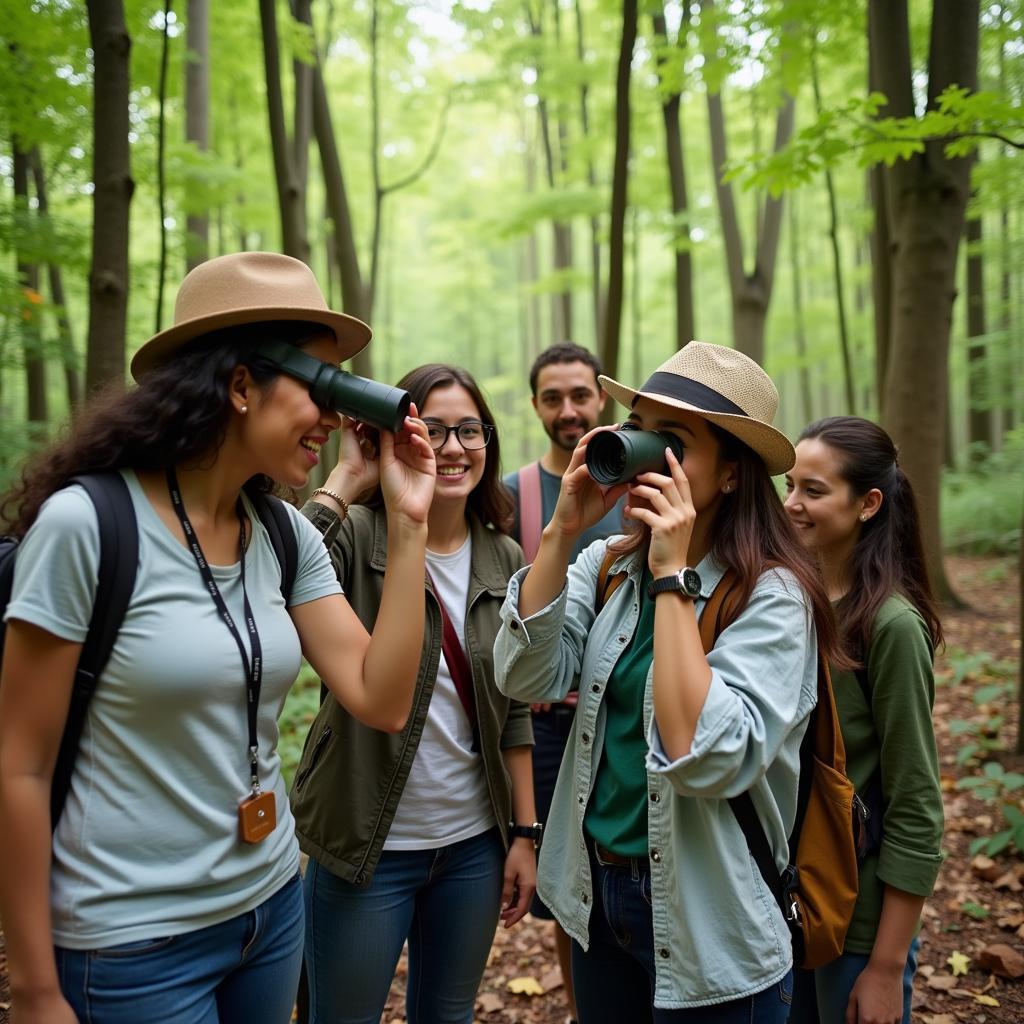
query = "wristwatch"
xmin=647 ymin=567 xmax=702 ymax=601
xmin=509 ymin=822 xmax=544 ymax=847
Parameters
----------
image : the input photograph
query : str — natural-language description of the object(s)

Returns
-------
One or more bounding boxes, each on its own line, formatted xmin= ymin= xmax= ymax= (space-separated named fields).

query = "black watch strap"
xmin=509 ymin=822 xmax=543 ymax=845
xmin=647 ymin=567 xmax=702 ymax=601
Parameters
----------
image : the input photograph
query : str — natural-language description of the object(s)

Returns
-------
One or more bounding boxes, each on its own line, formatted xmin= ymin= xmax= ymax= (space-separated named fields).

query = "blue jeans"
xmin=56 ymin=872 xmax=304 ymax=1024
xmin=787 ymin=938 xmax=919 ymax=1024
xmin=572 ymin=848 xmax=793 ymax=1024
xmin=303 ymin=827 xmax=504 ymax=1024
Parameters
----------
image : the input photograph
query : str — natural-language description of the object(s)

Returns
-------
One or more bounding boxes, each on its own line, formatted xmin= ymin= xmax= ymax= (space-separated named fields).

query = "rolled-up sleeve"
xmin=494 ymin=541 xmax=606 ymax=704
xmin=646 ymin=570 xmax=818 ymax=799
xmin=500 ymin=698 xmax=535 ymax=749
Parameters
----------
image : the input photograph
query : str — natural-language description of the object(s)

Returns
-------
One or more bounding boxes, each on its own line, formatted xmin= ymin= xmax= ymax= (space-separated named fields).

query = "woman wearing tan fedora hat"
xmin=0 ymin=252 xmax=436 ymax=1024
xmin=494 ymin=342 xmax=843 ymax=1022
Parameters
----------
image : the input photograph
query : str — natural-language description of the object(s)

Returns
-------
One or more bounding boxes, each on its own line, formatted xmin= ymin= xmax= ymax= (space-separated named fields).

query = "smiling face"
xmin=784 ymin=437 xmax=877 ymax=564
xmin=421 ymin=383 xmax=488 ymax=510
xmin=624 ymin=398 xmax=736 ymax=520
xmin=532 ymin=361 xmax=605 ymax=453
xmin=243 ymin=332 xmax=343 ymax=487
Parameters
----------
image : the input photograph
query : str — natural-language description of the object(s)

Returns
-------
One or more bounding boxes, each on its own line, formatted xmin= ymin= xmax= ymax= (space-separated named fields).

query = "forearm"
xmin=651 ymin=594 xmax=712 ymax=760
xmin=502 ymin=745 xmax=537 ymax=825
xmin=0 ymin=775 xmax=61 ymax=1000
xmin=870 ymin=886 xmax=925 ymax=971
xmin=518 ymin=525 xmax=575 ymax=618
xmin=360 ymin=518 xmax=429 ymax=728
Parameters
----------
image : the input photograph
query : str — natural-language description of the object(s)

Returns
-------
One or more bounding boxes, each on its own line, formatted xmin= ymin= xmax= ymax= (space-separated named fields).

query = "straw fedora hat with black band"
xmin=130 ymin=252 xmax=371 ymax=380
xmin=598 ymin=341 xmax=795 ymax=476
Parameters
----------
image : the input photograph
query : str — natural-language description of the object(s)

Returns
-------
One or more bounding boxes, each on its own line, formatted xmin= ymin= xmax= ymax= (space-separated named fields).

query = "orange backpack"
xmin=596 ymin=554 xmax=859 ymax=969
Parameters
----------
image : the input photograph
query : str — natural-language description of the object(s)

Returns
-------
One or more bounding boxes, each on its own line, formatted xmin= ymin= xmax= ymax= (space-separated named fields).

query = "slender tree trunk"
xmin=810 ymin=40 xmax=855 ymax=413
xmin=574 ymin=0 xmax=604 ymax=346
xmin=788 ymin=195 xmax=813 ymax=425
xmin=965 ymin=190 xmax=991 ymax=455
xmin=1017 ymin=490 xmax=1024 ymax=753
xmin=13 ymin=143 xmax=48 ymax=424
xmin=871 ymin=0 xmax=979 ymax=605
xmin=652 ymin=4 xmax=695 ymax=351
xmin=703 ymin=0 xmax=794 ymax=366
xmin=30 ymin=148 xmax=83 ymax=408
xmin=258 ymin=0 xmax=309 ymax=262
xmin=155 ymin=0 xmax=173 ymax=333
xmin=600 ymin=0 xmax=637 ymax=410
xmin=185 ymin=0 xmax=210 ymax=270
xmin=86 ymin=0 xmax=133 ymax=392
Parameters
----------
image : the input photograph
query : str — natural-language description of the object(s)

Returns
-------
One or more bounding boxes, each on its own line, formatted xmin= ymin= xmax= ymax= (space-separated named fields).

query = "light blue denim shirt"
xmin=494 ymin=538 xmax=819 ymax=1008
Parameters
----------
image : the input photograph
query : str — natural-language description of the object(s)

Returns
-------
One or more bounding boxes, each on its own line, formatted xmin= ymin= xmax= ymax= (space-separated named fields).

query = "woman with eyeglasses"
xmin=291 ymin=363 xmax=537 ymax=1024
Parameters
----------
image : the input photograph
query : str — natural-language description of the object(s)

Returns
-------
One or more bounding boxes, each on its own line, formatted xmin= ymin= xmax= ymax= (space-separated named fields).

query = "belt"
xmin=592 ymin=841 xmax=648 ymax=870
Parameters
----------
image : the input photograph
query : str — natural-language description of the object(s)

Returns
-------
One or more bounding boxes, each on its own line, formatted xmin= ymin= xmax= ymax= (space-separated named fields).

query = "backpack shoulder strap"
xmin=51 ymin=472 xmax=138 ymax=828
xmin=250 ymin=491 xmax=299 ymax=605
xmin=595 ymin=548 xmax=627 ymax=613
xmin=517 ymin=462 xmax=543 ymax=563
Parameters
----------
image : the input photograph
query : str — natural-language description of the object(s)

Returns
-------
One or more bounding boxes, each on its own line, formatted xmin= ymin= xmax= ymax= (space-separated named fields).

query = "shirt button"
xmin=659 ymin=948 xmax=670 ymax=959
xmin=582 ymin=893 xmax=589 ymax=904
xmin=651 ymin=849 xmax=661 ymax=863
xmin=581 ymin=732 xmax=590 ymax=744
xmin=509 ymin=620 xmax=520 ymax=631
xmin=649 ymin=792 xmax=660 ymax=803
xmin=617 ymin=635 xmax=627 ymax=644
xmin=591 ymin=683 xmax=600 ymax=693
xmin=578 ymin=795 xmax=585 ymax=804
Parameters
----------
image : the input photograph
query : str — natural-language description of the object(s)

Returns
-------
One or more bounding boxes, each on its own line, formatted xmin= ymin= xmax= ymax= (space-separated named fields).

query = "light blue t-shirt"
xmin=4 ymin=470 xmax=341 ymax=949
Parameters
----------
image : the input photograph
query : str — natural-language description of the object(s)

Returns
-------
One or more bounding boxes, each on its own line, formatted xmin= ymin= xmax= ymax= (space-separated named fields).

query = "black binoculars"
xmin=585 ymin=428 xmax=684 ymax=485
xmin=257 ymin=341 xmax=411 ymax=433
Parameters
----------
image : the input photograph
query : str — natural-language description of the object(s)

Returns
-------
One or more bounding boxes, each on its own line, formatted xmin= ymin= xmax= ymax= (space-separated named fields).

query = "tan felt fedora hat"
xmin=599 ymin=341 xmax=796 ymax=475
xmin=130 ymin=251 xmax=371 ymax=380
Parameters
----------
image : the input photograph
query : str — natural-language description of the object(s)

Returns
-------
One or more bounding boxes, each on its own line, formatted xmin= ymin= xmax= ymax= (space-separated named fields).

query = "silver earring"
xmin=240 ymin=405 xmax=248 ymax=414
xmin=859 ymin=512 xmax=868 ymax=522
xmin=723 ymin=484 xmax=733 ymax=494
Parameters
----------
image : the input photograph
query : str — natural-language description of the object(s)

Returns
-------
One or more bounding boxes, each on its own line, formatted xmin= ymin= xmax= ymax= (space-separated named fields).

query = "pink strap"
xmin=518 ymin=462 xmax=543 ymax=563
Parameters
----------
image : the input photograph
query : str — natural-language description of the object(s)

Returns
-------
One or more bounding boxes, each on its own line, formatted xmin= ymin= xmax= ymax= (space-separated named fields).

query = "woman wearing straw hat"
xmin=494 ymin=342 xmax=843 ymax=1021
xmin=0 ymin=252 xmax=435 ymax=1024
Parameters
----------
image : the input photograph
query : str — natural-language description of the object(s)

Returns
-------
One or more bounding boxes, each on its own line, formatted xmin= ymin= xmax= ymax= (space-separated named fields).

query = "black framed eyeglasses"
xmin=425 ymin=420 xmax=494 ymax=451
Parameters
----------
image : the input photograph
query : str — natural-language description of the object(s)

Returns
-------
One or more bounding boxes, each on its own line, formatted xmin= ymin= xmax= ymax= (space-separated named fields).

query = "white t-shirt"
xmin=384 ymin=534 xmax=495 ymax=850
xmin=4 ymin=470 xmax=341 ymax=949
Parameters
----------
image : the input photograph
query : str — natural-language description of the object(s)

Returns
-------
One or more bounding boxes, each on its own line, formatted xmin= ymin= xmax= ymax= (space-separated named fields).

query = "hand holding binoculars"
xmin=584 ymin=427 xmax=684 ymax=486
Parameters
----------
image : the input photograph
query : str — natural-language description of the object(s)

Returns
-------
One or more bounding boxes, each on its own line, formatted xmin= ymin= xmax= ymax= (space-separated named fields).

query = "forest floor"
xmin=0 ymin=554 xmax=1020 ymax=1023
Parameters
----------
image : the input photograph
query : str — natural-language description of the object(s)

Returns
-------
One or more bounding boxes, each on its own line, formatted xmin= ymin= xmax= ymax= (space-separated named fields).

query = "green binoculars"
xmin=257 ymin=341 xmax=411 ymax=433
xmin=585 ymin=428 xmax=684 ymax=485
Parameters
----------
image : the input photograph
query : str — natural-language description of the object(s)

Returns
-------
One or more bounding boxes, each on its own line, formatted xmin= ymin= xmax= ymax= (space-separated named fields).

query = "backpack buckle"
xmin=780 ymin=864 xmax=801 ymax=923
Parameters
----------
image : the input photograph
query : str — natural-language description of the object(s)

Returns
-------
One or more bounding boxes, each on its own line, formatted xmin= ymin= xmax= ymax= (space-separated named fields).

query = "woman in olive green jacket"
xmin=291 ymin=364 xmax=536 ymax=1024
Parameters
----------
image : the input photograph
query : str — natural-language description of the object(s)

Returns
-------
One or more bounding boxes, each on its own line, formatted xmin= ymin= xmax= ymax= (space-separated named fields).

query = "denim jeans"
xmin=303 ymin=827 xmax=504 ymax=1024
xmin=572 ymin=848 xmax=794 ymax=1024
xmin=56 ymin=872 xmax=304 ymax=1024
xmin=787 ymin=938 xmax=919 ymax=1024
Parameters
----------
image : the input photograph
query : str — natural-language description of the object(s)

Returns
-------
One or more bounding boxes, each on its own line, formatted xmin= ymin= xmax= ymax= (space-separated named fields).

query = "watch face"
xmin=680 ymin=568 xmax=702 ymax=597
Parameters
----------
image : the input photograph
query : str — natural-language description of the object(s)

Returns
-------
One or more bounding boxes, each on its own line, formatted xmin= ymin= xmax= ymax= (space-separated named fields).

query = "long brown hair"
xmin=367 ymin=364 xmax=514 ymax=534
xmin=609 ymin=420 xmax=845 ymax=669
xmin=798 ymin=416 xmax=943 ymax=661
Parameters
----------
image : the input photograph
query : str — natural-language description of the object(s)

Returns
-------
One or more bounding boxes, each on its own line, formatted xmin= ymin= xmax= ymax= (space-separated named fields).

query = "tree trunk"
xmin=965 ymin=194 xmax=991 ymax=455
xmin=155 ymin=0 xmax=173 ymax=333
xmin=13 ymin=142 xmax=48 ymax=424
xmin=258 ymin=0 xmax=309 ymax=262
xmin=652 ymin=4 xmax=695 ymax=351
xmin=788 ymin=196 xmax=813 ymax=425
xmin=599 ymin=0 xmax=637 ymax=411
xmin=1017 ymin=489 xmax=1024 ymax=754
xmin=185 ymin=0 xmax=210 ymax=270
xmin=872 ymin=0 xmax=979 ymax=606
xmin=85 ymin=0 xmax=133 ymax=392
xmin=703 ymin=0 xmax=794 ymax=367
xmin=30 ymin=148 xmax=83 ymax=408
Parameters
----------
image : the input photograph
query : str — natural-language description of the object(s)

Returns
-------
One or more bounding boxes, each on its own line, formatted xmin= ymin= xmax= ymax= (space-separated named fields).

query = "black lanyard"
xmin=166 ymin=469 xmax=264 ymax=794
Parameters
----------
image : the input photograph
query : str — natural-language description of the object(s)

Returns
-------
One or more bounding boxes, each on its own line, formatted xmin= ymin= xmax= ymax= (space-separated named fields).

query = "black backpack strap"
xmin=250 ymin=491 xmax=298 ymax=604
xmin=51 ymin=472 xmax=138 ymax=828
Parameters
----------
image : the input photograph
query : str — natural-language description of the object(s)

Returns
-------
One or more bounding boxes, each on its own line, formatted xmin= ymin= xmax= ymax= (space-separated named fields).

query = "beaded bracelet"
xmin=310 ymin=487 xmax=350 ymax=521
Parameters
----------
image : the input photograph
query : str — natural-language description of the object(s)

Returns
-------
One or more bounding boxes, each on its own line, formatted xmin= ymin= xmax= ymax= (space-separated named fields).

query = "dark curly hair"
xmin=2 ymin=320 xmax=326 ymax=537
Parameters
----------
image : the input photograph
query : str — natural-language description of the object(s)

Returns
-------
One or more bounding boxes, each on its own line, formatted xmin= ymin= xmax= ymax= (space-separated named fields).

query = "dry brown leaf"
xmin=973 ymin=993 xmax=1000 ymax=1007
xmin=976 ymin=942 xmax=1024 ymax=979
xmin=927 ymin=973 xmax=960 ymax=991
xmin=919 ymin=1015 xmax=958 ymax=1024
xmin=476 ymin=991 xmax=504 ymax=1014
xmin=970 ymin=855 xmax=1002 ymax=882
xmin=993 ymin=870 xmax=1023 ymax=892
xmin=996 ymin=912 xmax=1024 ymax=929
xmin=538 ymin=967 xmax=563 ymax=993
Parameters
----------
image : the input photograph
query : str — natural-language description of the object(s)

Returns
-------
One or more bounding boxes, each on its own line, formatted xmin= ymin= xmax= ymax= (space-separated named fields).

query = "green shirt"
xmin=584 ymin=570 xmax=655 ymax=856
xmin=835 ymin=594 xmax=944 ymax=954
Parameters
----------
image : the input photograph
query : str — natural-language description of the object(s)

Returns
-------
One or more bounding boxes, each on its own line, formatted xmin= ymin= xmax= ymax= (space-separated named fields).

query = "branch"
xmin=380 ymin=93 xmax=452 ymax=197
